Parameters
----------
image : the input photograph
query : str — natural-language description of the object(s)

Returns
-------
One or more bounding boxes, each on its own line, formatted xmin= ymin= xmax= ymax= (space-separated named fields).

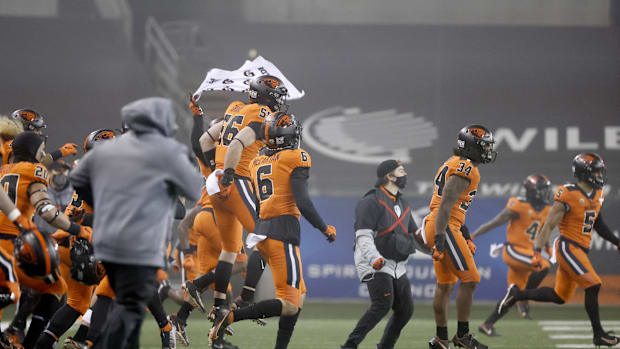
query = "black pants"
xmin=96 ymin=262 xmax=158 ymax=349
xmin=343 ymin=273 xmax=414 ymax=349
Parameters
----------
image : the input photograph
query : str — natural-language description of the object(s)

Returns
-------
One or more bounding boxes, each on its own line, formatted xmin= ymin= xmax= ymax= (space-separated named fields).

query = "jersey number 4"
xmin=257 ymin=164 xmax=273 ymax=202
xmin=525 ymin=221 xmax=540 ymax=240
xmin=0 ymin=174 xmax=19 ymax=205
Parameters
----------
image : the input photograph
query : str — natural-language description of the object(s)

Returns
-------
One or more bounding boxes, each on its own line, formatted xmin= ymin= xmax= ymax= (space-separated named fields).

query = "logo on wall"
xmin=302 ymin=107 xmax=438 ymax=164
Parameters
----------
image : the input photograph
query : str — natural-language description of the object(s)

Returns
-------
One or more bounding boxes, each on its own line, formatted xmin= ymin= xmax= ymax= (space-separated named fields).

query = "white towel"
xmin=206 ymin=169 xmax=223 ymax=196
xmin=246 ymin=233 xmax=267 ymax=249
xmin=193 ymin=56 xmax=305 ymax=100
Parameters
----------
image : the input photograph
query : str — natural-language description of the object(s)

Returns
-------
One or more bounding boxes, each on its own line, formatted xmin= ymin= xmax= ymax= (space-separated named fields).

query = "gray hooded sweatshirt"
xmin=70 ymin=97 xmax=203 ymax=268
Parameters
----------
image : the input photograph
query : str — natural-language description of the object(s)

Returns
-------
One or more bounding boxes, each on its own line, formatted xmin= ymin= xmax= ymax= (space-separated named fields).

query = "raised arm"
xmin=471 ymin=208 xmax=519 ymax=239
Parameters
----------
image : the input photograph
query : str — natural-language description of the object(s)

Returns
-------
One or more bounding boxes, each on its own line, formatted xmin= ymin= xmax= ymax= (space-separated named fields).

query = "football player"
xmin=209 ymin=111 xmax=336 ymax=349
xmin=498 ymin=153 xmax=620 ymax=347
xmin=198 ymin=75 xmax=287 ymax=320
xmin=7 ymin=109 xmax=79 ymax=167
xmin=34 ymin=129 xmax=115 ymax=349
xmin=472 ymin=174 xmax=553 ymax=336
xmin=423 ymin=125 xmax=497 ymax=349
xmin=0 ymin=131 xmax=90 ymax=348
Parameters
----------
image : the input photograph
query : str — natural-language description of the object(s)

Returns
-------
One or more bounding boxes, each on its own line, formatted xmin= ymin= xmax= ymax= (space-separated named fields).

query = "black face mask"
xmin=394 ymin=175 xmax=407 ymax=189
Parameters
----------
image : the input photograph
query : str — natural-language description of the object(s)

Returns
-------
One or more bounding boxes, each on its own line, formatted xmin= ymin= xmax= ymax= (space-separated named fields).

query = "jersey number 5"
xmin=582 ymin=210 xmax=596 ymax=234
xmin=0 ymin=174 xmax=19 ymax=205
xmin=257 ymin=165 xmax=273 ymax=202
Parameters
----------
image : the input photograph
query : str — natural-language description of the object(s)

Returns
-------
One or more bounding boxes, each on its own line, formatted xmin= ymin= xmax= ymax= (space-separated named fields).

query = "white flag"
xmin=193 ymin=56 xmax=305 ymax=101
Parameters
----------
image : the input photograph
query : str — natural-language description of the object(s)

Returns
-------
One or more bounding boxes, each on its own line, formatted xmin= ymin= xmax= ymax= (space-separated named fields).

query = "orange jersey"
xmin=505 ymin=197 xmax=551 ymax=250
xmin=429 ymin=156 xmax=480 ymax=226
xmin=0 ymin=141 xmax=12 ymax=165
xmin=215 ymin=102 xmax=272 ymax=178
xmin=0 ymin=162 xmax=49 ymax=236
xmin=66 ymin=190 xmax=94 ymax=216
xmin=250 ymin=148 xmax=311 ymax=220
xmin=196 ymin=157 xmax=213 ymax=208
xmin=554 ymin=184 xmax=604 ymax=250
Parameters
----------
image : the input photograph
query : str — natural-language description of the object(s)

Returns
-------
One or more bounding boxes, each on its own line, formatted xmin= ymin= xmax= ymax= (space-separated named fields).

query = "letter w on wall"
xmin=494 ymin=128 xmax=537 ymax=152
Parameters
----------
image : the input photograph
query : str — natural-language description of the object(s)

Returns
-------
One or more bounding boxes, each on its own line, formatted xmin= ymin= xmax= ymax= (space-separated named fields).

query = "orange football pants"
xmin=58 ymin=245 xmax=95 ymax=314
xmin=554 ymin=238 xmax=601 ymax=302
xmin=257 ymin=239 xmax=306 ymax=307
xmin=209 ymin=177 xmax=257 ymax=253
xmin=424 ymin=216 xmax=480 ymax=284
xmin=502 ymin=243 xmax=550 ymax=289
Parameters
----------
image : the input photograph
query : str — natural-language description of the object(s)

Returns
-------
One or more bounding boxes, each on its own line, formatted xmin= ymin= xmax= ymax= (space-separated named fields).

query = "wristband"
xmin=8 ymin=209 xmax=21 ymax=222
xmin=67 ymin=222 xmax=81 ymax=236
xmin=533 ymin=247 xmax=542 ymax=253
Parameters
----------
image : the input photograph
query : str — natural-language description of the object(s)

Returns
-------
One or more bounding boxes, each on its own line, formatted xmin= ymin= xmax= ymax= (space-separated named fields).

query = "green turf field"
xmin=125 ymin=301 xmax=619 ymax=349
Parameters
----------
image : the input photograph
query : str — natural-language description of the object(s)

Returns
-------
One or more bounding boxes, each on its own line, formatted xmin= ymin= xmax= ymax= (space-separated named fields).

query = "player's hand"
xmin=532 ymin=249 xmax=543 ymax=270
xmin=13 ymin=214 xmax=36 ymax=233
xmin=466 ymin=239 xmax=477 ymax=256
xmin=77 ymin=225 xmax=93 ymax=242
xmin=372 ymin=257 xmax=385 ymax=270
xmin=58 ymin=143 xmax=78 ymax=157
xmin=189 ymin=92 xmax=204 ymax=116
xmin=433 ymin=234 xmax=446 ymax=261
xmin=221 ymin=168 xmax=235 ymax=188
xmin=323 ymin=225 xmax=336 ymax=243
xmin=66 ymin=205 xmax=85 ymax=223
xmin=432 ymin=248 xmax=445 ymax=261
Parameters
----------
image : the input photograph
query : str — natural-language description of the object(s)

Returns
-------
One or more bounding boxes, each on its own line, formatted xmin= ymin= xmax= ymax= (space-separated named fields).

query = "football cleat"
xmin=211 ymin=337 xmax=239 ymax=349
xmin=477 ymin=324 xmax=499 ymax=337
xmin=516 ymin=301 xmax=533 ymax=320
xmin=498 ymin=283 xmax=520 ymax=315
xmin=593 ymin=331 xmax=619 ymax=347
xmin=0 ymin=332 xmax=15 ymax=349
xmin=182 ymin=281 xmax=205 ymax=313
xmin=169 ymin=314 xmax=189 ymax=346
xmin=160 ymin=320 xmax=177 ymax=349
xmin=63 ymin=337 xmax=88 ymax=349
xmin=429 ymin=336 xmax=452 ymax=349
xmin=4 ymin=325 xmax=24 ymax=347
xmin=208 ymin=307 xmax=233 ymax=346
xmin=452 ymin=333 xmax=488 ymax=349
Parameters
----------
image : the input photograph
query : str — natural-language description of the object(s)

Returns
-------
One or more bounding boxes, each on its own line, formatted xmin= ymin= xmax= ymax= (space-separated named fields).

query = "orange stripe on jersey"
xmin=0 ymin=162 xmax=49 ymax=236
xmin=215 ymin=102 xmax=272 ymax=177
xmin=249 ymin=148 xmax=311 ymax=220
xmin=554 ymin=184 xmax=604 ymax=250
xmin=505 ymin=197 xmax=551 ymax=251
xmin=428 ymin=156 xmax=480 ymax=226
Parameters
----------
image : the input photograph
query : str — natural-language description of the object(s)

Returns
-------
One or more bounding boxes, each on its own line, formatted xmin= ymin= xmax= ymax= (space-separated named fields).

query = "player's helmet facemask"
xmin=248 ymin=75 xmax=288 ymax=112
xmin=14 ymin=229 xmax=61 ymax=284
xmin=83 ymin=129 xmax=117 ymax=153
xmin=455 ymin=124 xmax=497 ymax=164
xmin=261 ymin=111 xmax=302 ymax=152
xmin=524 ymin=174 xmax=551 ymax=207
xmin=572 ymin=152 xmax=606 ymax=189
xmin=11 ymin=131 xmax=44 ymax=163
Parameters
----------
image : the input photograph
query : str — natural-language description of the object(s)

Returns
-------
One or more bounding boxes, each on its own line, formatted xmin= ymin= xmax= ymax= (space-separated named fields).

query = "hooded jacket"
xmin=70 ymin=97 xmax=202 ymax=267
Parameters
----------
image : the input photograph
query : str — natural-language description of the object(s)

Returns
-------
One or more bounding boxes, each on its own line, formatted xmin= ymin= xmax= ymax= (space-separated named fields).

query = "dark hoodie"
xmin=70 ymin=97 xmax=202 ymax=267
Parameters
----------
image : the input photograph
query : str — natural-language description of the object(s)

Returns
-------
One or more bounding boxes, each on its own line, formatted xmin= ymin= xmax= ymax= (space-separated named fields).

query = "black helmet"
xmin=83 ymin=129 xmax=116 ymax=153
xmin=572 ymin=153 xmax=606 ymax=189
xmin=248 ymin=75 xmax=288 ymax=111
xmin=261 ymin=112 xmax=301 ymax=151
xmin=13 ymin=229 xmax=60 ymax=284
xmin=10 ymin=109 xmax=46 ymax=132
xmin=456 ymin=125 xmax=497 ymax=164
xmin=523 ymin=174 xmax=551 ymax=205
xmin=70 ymin=238 xmax=106 ymax=285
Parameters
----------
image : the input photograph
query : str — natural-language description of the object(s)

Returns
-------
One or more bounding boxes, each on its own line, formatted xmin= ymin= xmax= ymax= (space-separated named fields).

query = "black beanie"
xmin=375 ymin=159 xmax=400 ymax=187
xmin=12 ymin=131 xmax=44 ymax=163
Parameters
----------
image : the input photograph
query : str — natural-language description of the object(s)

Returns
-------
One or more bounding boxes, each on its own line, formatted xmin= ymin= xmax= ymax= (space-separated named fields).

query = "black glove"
xmin=221 ymin=168 xmax=235 ymax=187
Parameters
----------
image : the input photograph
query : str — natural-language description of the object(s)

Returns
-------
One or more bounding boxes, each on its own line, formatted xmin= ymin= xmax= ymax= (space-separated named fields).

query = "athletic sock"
xmin=437 ymin=326 xmax=448 ymax=341
xmin=484 ymin=301 xmax=507 ymax=326
xmin=525 ymin=267 xmax=549 ymax=289
xmin=457 ymin=321 xmax=469 ymax=338
xmin=34 ymin=305 xmax=82 ymax=348
xmin=72 ymin=324 xmax=89 ymax=342
xmin=177 ymin=302 xmax=194 ymax=325
xmin=241 ymin=251 xmax=266 ymax=302
xmin=147 ymin=293 xmax=169 ymax=329
xmin=213 ymin=261 xmax=233 ymax=295
xmin=86 ymin=296 xmax=113 ymax=345
xmin=585 ymin=284 xmax=604 ymax=336
xmin=232 ymin=299 xmax=283 ymax=321
xmin=24 ymin=294 xmax=61 ymax=349
xmin=522 ymin=287 xmax=564 ymax=304
xmin=193 ymin=271 xmax=215 ymax=291
xmin=275 ymin=309 xmax=300 ymax=349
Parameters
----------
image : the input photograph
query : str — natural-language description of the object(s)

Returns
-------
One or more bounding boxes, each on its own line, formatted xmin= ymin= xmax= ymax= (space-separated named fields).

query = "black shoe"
xmin=160 ymin=319 xmax=177 ymax=349
xmin=498 ymin=283 xmax=520 ymax=315
xmin=0 ymin=332 xmax=14 ymax=349
xmin=212 ymin=337 xmax=239 ymax=349
xmin=452 ymin=333 xmax=488 ymax=349
xmin=209 ymin=307 xmax=233 ymax=347
xmin=516 ymin=301 xmax=532 ymax=320
xmin=478 ymin=324 xmax=499 ymax=337
xmin=4 ymin=325 xmax=23 ymax=347
xmin=593 ymin=331 xmax=619 ymax=347
xmin=429 ymin=336 xmax=452 ymax=349
xmin=183 ymin=281 xmax=205 ymax=313
xmin=170 ymin=314 xmax=189 ymax=346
